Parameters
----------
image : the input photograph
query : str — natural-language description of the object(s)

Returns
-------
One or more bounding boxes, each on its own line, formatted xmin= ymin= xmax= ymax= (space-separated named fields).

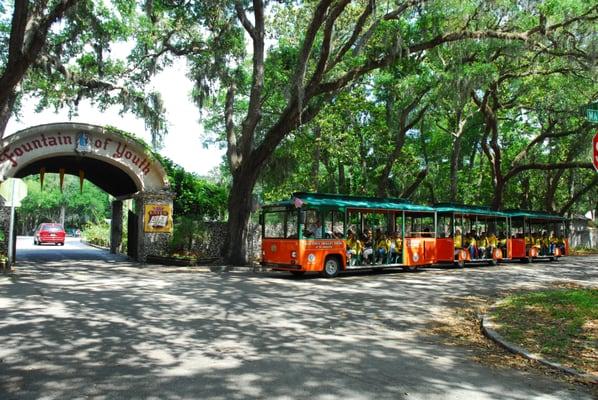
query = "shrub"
xmin=170 ymin=216 xmax=206 ymax=256
xmin=82 ymin=222 xmax=110 ymax=248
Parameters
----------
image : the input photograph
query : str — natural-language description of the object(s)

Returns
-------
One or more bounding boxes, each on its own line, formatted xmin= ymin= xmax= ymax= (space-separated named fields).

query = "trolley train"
xmin=260 ymin=192 xmax=569 ymax=278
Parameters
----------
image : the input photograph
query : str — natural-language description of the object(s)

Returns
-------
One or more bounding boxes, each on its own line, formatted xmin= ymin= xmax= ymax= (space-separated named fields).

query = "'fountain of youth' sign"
xmin=0 ymin=131 xmax=152 ymax=175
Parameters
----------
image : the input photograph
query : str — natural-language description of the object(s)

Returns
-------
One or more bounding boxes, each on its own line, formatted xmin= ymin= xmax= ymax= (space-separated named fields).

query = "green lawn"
xmin=491 ymin=288 xmax=598 ymax=374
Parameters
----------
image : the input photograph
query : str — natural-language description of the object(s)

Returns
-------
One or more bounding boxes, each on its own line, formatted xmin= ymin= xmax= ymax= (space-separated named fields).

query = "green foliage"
xmin=1 ymin=1 xmax=167 ymax=144
xmin=159 ymin=156 xmax=228 ymax=221
xmin=158 ymin=156 xmax=228 ymax=254
xmin=170 ymin=216 xmax=206 ymax=255
xmin=18 ymin=174 xmax=110 ymax=234
xmin=82 ymin=222 xmax=110 ymax=248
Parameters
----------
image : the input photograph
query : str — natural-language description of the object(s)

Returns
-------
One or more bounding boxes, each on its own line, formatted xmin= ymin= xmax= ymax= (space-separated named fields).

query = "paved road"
xmin=0 ymin=244 xmax=596 ymax=399
xmin=16 ymin=236 xmax=127 ymax=263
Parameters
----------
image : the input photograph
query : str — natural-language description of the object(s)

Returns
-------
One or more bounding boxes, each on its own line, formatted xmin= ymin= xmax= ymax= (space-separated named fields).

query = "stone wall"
xmin=0 ymin=203 xmax=10 ymax=257
xmin=191 ymin=221 xmax=261 ymax=264
xmin=134 ymin=190 xmax=175 ymax=262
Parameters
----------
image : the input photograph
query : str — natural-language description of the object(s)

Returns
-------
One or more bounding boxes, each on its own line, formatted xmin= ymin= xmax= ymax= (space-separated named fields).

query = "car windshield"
xmin=41 ymin=224 xmax=63 ymax=232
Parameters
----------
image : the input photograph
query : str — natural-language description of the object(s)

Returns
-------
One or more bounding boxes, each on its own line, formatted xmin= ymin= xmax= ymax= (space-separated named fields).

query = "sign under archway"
xmin=0 ymin=122 xmax=174 ymax=262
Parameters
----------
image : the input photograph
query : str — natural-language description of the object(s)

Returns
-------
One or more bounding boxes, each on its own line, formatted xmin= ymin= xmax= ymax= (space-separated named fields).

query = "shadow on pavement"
xmin=0 ymin=256 xmax=596 ymax=399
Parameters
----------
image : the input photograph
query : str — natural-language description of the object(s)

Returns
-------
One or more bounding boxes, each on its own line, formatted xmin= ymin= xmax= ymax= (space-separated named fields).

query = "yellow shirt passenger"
xmin=488 ymin=234 xmax=498 ymax=247
xmin=346 ymin=236 xmax=362 ymax=253
xmin=454 ymin=234 xmax=462 ymax=248
xmin=375 ymin=238 xmax=390 ymax=252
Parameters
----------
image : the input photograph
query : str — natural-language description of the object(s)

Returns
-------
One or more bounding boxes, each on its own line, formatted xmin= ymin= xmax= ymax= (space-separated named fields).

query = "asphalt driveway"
xmin=1 ymin=246 xmax=596 ymax=399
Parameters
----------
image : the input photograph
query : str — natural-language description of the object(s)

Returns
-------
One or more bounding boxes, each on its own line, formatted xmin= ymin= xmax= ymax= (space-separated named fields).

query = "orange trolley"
xmin=502 ymin=210 xmax=569 ymax=262
xmin=434 ymin=204 xmax=507 ymax=267
xmin=260 ymin=192 xmax=437 ymax=277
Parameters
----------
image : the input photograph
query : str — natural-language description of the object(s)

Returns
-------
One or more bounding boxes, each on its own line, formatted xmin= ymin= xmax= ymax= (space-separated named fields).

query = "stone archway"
xmin=0 ymin=122 xmax=174 ymax=262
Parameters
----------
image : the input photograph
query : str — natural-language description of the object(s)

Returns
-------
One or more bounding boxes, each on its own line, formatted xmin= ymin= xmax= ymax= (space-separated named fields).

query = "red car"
xmin=34 ymin=223 xmax=66 ymax=246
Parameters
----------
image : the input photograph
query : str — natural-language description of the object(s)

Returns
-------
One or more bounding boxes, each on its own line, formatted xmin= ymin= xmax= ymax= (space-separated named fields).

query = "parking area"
xmin=0 ymin=253 xmax=596 ymax=399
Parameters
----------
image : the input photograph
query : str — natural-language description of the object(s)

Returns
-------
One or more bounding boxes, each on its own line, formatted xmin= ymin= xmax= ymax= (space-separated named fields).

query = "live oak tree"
xmin=6 ymin=1 xmax=597 ymax=264
xmin=0 ymin=0 xmax=167 ymax=146
xmin=192 ymin=0 xmax=598 ymax=264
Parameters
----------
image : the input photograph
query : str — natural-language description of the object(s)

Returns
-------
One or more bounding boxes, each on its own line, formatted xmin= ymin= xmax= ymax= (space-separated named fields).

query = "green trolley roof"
xmin=264 ymin=192 xmax=435 ymax=213
xmin=503 ymin=209 xmax=568 ymax=221
xmin=433 ymin=203 xmax=508 ymax=218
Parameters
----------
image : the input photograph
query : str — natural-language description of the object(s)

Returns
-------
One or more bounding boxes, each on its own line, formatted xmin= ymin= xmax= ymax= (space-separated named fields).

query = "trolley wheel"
xmin=455 ymin=259 xmax=465 ymax=268
xmin=290 ymin=271 xmax=305 ymax=277
xmin=521 ymin=256 xmax=532 ymax=263
xmin=402 ymin=265 xmax=417 ymax=272
xmin=488 ymin=259 xmax=498 ymax=266
xmin=322 ymin=257 xmax=340 ymax=278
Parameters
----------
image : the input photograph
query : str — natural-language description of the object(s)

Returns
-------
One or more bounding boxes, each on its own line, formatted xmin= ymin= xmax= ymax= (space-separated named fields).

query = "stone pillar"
xmin=0 ymin=201 xmax=10 ymax=259
xmin=110 ymin=200 xmax=123 ymax=254
xmin=133 ymin=190 xmax=175 ymax=262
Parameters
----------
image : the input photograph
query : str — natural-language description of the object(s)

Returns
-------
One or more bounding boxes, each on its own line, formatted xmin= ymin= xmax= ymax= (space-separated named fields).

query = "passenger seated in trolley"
xmin=498 ymin=232 xmax=507 ymax=257
xmin=305 ymin=218 xmax=323 ymax=238
xmin=540 ymin=232 xmax=550 ymax=256
xmin=549 ymin=231 xmax=557 ymax=254
xmin=478 ymin=231 xmax=488 ymax=259
xmin=346 ymin=229 xmax=362 ymax=265
xmin=454 ymin=228 xmax=463 ymax=258
xmin=487 ymin=231 xmax=498 ymax=258
xmin=361 ymin=229 xmax=374 ymax=264
xmin=374 ymin=229 xmax=389 ymax=264
xmin=389 ymin=231 xmax=402 ymax=263
xmin=466 ymin=230 xmax=477 ymax=259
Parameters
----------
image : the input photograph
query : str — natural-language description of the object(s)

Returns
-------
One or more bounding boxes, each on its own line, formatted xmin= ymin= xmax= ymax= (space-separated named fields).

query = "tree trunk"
xmin=450 ymin=135 xmax=462 ymax=202
xmin=491 ymin=175 xmax=505 ymax=210
xmin=0 ymin=91 xmax=17 ymax=138
xmin=310 ymin=126 xmax=321 ymax=191
xmin=60 ymin=204 xmax=66 ymax=226
xmin=401 ymin=167 xmax=428 ymax=199
xmin=224 ymin=166 xmax=260 ymax=265
xmin=520 ymin=176 xmax=530 ymax=209
xmin=338 ymin=162 xmax=345 ymax=194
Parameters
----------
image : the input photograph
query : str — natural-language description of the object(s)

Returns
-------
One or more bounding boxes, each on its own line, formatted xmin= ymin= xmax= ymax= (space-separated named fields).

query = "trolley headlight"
xmin=290 ymin=251 xmax=297 ymax=258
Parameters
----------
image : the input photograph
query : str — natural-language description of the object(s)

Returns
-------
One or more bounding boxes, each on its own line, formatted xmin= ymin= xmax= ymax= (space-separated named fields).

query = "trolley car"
xmin=260 ymin=192 xmax=437 ymax=277
xmin=502 ymin=210 xmax=569 ymax=262
xmin=434 ymin=204 xmax=507 ymax=267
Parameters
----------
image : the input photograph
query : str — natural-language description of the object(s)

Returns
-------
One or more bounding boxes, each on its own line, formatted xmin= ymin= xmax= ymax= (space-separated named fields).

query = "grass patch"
xmin=569 ymin=247 xmax=598 ymax=256
xmin=491 ymin=288 xmax=598 ymax=375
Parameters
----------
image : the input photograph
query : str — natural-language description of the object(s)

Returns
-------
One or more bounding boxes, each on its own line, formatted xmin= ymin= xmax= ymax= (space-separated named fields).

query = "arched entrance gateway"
xmin=0 ymin=122 xmax=174 ymax=262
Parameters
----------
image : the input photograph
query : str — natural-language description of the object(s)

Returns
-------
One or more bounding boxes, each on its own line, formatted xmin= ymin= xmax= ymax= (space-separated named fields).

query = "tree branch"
xmin=239 ymin=0 xmax=265 ymax=159
xmin=504 ymin=162 xmax=595 ymax=183
xmin=235 ymin=1 xmax=257 ymax=40
xmin=559 ymin=175 xmax=598 ymax=215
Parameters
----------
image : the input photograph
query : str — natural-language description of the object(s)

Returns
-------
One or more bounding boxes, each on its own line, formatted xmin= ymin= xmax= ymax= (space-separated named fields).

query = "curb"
xmin=481 ymin=309 xmax=598 ymax=384
xmin=154 ymin=265 xmax=271 ymax=273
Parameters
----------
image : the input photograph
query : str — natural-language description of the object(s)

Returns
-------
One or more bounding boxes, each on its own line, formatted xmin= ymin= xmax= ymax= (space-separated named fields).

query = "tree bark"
xmin=401 ymin=167 xmax=428 ymax=199
xmin=224 ymin=165 xmax=261 ymax=265
xmin=338 ymin=162 xmax=346 ymax=194
xmin=559 ymin=175 xmax=598 ymax=215
xmin=60 ymin=205 xmax=66 ymax=227
xmin=0 ymin=91 xmax=17 ymax=137
xmin=450 ymin=134 xmax=462 ymax=202
xmin=310 ymin=126 xmax=321 ymax=191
